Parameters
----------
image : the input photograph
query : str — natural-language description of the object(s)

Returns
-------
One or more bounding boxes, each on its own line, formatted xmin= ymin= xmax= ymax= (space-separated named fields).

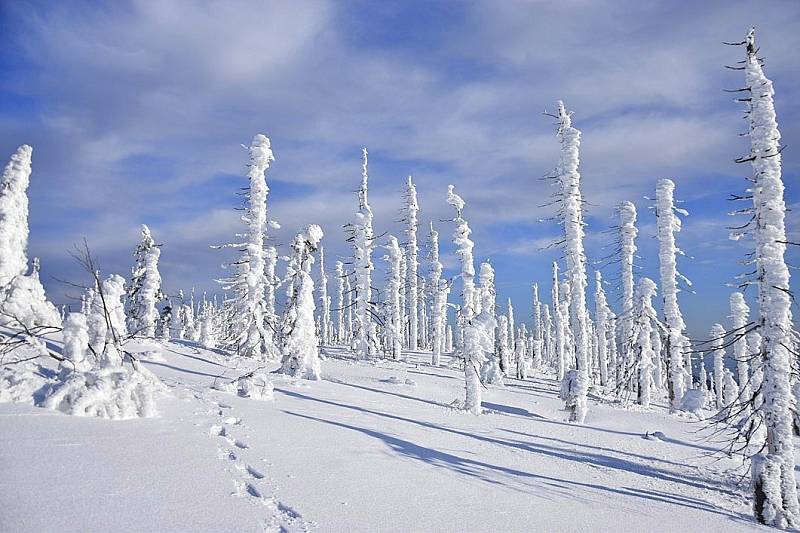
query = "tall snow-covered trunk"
xmin=344 ymin=273 xmax=353 ymax=346
xmin=651 ymin=327 xmax=663 ymax=390
xmin=335 ymin=261 xmax=345 ymax=344
xmin=634 ymin=278 xmax=657 ymax=407
xmin=552 ymin=262 xmax=565 ymax=380
xmin=710 ymin=323 xmax=726 ymax=410
xmin=479 ymin=262 xmax=502 ymax=384
xmin=429 ymin=223 xmax=448 ymax=366
xmin=405 ymin=176 xmax=419 ymax=351
xmin=555 ymin=101 xmax=590 ymax=423
xmin=735 ymin=30 xmax=799 ymax=527
xmin=419 ymin=279 xmax=428 ymax=350
xmin=730 ymin=292 xmax=751 ymax=417
xmin=542 ymin=304 xmax=553 ymax=370
xmin=594 ymin=271 xmax=610 ymax=386
xmin=532 ymin=283 xmax=542 ymax=368
xmin=448 ymin=185 xmax=488 ymax=413
xmin=317 ymin=246 xmax=331 ymax=346
xmin=383 ymin=236 xmax=403 ymax=359
xmin=618 ymin=200 xmax=638 ymax=390
xmin=507 ymin=297 xmax=516 ymax=356
xmin=352 ymin=148 xmax=375 ymax=359
xmin=265 ymin=245 xmax=277 ymax=344
xmin=656 ymin=178 xmax=690 ymax=409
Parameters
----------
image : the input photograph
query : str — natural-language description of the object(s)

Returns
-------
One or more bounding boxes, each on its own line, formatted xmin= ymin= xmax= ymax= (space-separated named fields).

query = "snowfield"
xmin=0 ymin=340 xmax=774 ymax=532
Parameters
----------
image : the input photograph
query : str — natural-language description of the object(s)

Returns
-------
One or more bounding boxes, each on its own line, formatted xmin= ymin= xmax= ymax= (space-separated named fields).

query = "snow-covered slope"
xmin=0 ymin=341 xmax=772 ymax=532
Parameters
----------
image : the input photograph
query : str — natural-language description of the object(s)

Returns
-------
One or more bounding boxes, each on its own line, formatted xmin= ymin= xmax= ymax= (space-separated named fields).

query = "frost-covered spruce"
xmin=279 ymin=225 xmax=324 ymax=380
xmin=542 ymin=304 xmax=553 ymax=370
xmin=733 ymin=29 xmax=800 ymax=526
xmin=265 ymin=245 xmax=278 ymax=337
xmin=618 ymin=201 xmax=638 ymax=384
xmin=344 ymin=272 xmax=353 ymax=346
xmin=651 ymin=326 xmax=663 ymax=390
xmin=383 ymin=236 xmax=403 ymax=359
xmin=552 ymin=262 xmax=565 ymax=380
xmin=419 ymin=278 xmax=428 ymax=350
xmin=0 ymin=145 xmax=32 ymax=287
xmin=199 ymin=301 xmax=217 ymax=349
xmin=554 ymin=101 xmax=590 ymax=423
xmin=479 ymin=262 xmax=502 ymax=384
xmin=335 ymin=260 xmax=346 ymax=344
xmin=730 ymin=292 xmax=751 ymax=416
xmin=655 ymin=178 xmax=691 ymax=408
xmin=497 ymin=314 xmax=511 ymax=373
xmin=709 ymin=323 xmax=726 ymax=410
xmin=448 ymin=185 xmax=493 ymax=413
xmin=126 ymin=225 xmax=164 ymax=338
xmin=317 ymin=246 xmax=331 ymax=345
xmin=404 ymin=176 xmax=420 ymax=350
xmin=516 ymin=324 xmax=530 ymax=379
xmin=532 ymin=283 xmax=542 ymax=368
xmin=594 ymin=271 xmax=610 ymax=386
xmin=352 ymin=148 xmax=376 ymax=359
xmin=507 ymin=297 xmax=516 ymax=356
xmin=217 ymin=134 xmax=276 ymax=359
xmin=633 ymin=278 xmax=658 ymax=407
xmin=428 ymin=223 xmax=449 ymax=366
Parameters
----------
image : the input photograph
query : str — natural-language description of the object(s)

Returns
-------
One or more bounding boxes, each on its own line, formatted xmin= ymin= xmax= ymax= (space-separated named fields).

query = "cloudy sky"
xmin=1 ymin=0 xmax=798 ymax=339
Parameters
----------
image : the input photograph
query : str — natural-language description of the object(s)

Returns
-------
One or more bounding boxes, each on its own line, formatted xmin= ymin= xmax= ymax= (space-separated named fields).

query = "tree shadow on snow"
xmin=282 ymin=409 xmax=753 ymax=526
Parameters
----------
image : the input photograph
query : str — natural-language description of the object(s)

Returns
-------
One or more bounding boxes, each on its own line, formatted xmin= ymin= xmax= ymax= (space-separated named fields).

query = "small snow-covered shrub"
xmin=238 ymin=372 xmax=274 ymax=400
xmin=678 ymin=388 xmax=707 ymax=414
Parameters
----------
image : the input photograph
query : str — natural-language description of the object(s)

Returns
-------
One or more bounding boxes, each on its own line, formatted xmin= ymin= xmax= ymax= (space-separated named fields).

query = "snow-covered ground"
xmin=0 ymin=341 xmax=772 ymax=532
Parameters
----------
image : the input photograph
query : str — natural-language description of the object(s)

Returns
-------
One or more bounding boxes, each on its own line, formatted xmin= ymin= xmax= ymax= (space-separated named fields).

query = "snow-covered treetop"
xmin=249 ymin=134 xmax=275 ymax=174
xmin=303 ymin=224 xmax=324 ymax=248
xmin=359 ymin=147 xmax=369 ymax=210
xmin=0 ymin=144 xmax=33 ymax=285
xmin=446 ymin=184 xmax=465 ymax=213
xmin=729 ymin=291 xmax=749 ymax=321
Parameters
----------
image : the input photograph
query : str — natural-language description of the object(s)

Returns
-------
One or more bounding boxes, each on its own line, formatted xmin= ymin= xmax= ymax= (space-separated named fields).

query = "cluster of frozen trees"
xmin=0 ymin=27 xmax=795 ymax=530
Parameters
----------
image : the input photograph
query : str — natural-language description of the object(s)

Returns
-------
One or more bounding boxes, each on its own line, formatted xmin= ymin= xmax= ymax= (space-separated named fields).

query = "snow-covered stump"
xmin=352 ymin=148 xmax=376 ymax=359
xmin=553 ymin=101 xmax=590 ymax=423
xmin=655 ymin=178 xmax=691 ymax=408
xmin=383 ymin=236 xmax=404 ymax=360
xmin=279 ymin=226 xmax=324 ymax=381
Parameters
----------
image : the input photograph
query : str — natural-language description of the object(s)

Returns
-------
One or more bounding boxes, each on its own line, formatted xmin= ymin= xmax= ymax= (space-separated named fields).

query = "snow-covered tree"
xmin=217 ymin=134 xmax=276 ymax=359
xmin=0 ymin=144 xmax=32 ymax=288
xmin=618 ymin=200 xmax=638 ymax=387
xmin=730 ymin=292 xmax=751 ymax=416
xmin=383 ymin=236 xmax=403 ymax=359
xmin=709 ymin=323 xmax=726 ymax=410
xmin=351 ymin=148 xmax=376 ymax=359
xmin=497 ymin=314 xmax=511 ymax=374
xmin=542 ymin=304 xmax=553 ymax=371
xmin=87 ymin=274 xmax=128 ymax=367
xmin=317 ymin=246 xmax=331 ymax=346
xmin=554 ymin=101 xmax=590 ymax=423
xmin=552 ymin=262 xmax=566 ymax=380
xmin=507 ymin=297 xmax=516 ymax=356
xmin=61 ymin=312 xmax=91 ymax=373
xmin=428 ymin=223 xmax=449 ymax=366
xmin=126 ymin=225 xmax=164 ymax=338
xmin=728 ymin=30 xmax=800 ymax=527
xmin=594 ymin=271 xmax=610 ymax=386
xmin=335 ymin=260 xmax=346 ymax=344
xmin=279 ymin=225 xmax=323 ymax=380
xmin=655 ymin=178 xmax=691 ymax=409
xmin=448 ymin=185 xmax=493 ymax=413
xmin=265 ymin=245 xmax=278 ymax=337
xmin=479 ymin=262 xmax=502 ymax=385
xmin=404 ymin=176 xmax=420 ymax=350
xmin=532 ymin=283 xmax=542 ymax=368
xmin=633 ymin=278 xmax=658 ymax=407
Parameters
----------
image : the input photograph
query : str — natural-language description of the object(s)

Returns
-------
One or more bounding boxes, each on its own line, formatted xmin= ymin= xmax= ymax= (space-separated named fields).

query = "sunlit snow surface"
xmin=1 ymin=340 xmax=776 ymax=532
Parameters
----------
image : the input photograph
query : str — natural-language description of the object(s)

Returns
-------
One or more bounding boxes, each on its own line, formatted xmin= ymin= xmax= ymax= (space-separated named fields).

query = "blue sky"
xmin=0 ymin=0 xmax=798 ymax=340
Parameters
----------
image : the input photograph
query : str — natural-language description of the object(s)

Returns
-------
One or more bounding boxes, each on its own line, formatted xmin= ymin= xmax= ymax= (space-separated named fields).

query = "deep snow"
xmin=0 ymin=340 xmax=776 ymax=532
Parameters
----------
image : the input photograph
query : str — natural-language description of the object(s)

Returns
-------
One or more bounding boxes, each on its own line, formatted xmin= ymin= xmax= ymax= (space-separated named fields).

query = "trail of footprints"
xmin=202 ymin=395 xmax=313 ymax=532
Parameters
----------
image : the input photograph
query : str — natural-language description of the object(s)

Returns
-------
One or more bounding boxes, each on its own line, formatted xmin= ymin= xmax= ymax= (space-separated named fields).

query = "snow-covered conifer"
xmin=279 ymin=225 xmax=323 ymax=380
xmin=633 ymin=278 xmax=658 ymax=407
xmin=383 ymin=236 xmax=403 ymax=359
xmin=318 ymin=246 xmax=331 ymax=345
xmin=429 ymin=223 xmax=449 ymax=366
xmin=656 ymin=178 xmax=691 ymax=408
xmin=335 ymin=260 xmax=345 ymax=344
xmin=352 ymin=148 xmax=376 ymax=359
xmin=479 ymin=262 xmax=502 ymax=384
xmin=404 ymin=176 xmax=420 ymax=350
xmin=710 ymin=323 xmax=726 ymax=410
xmin=730 ymin=292 xmax=751 ymax=415
xmin=594 ymin=271 xmax=610 ymax=386
xmin=618 ymin=201 xmax=638 ymax=382
xmin=0 ymin=145 xmax=32 ymax=287
xmin=532 ymin=283 xmax=542 ymax=368
xmin=552 ymin=262 xmax=565 ymax=380
xmin=507 ymin=297 xmax=516 ymax=355
xmin=127 ymin=225 xmax=164 ymax=338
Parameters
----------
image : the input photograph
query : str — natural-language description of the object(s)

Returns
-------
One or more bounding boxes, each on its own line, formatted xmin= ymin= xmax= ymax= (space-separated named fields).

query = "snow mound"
xmin=678 ymin=388 xmax=707 ymax=414
xmin=238 ymin=372 xmax=274 ymax=400
xmin=643 ymin=431 xmax=666 ymax=441
xmin=0 ymin=362 xmax=166 ymax=419
xmin=381 ymin=376 xmax=417 ymax=386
